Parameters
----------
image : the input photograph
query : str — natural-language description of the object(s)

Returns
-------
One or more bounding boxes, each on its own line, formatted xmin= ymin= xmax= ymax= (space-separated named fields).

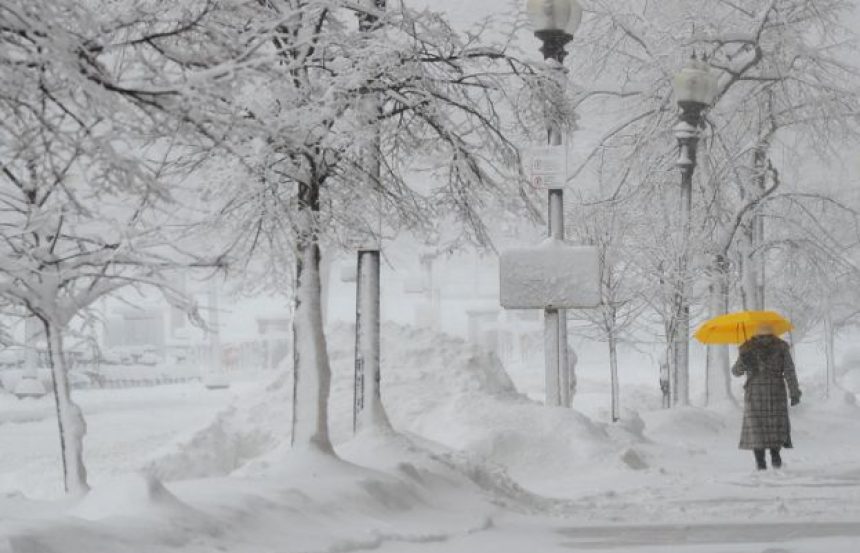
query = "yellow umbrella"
xmin=694 ymin=310 xmax=793 ymax=345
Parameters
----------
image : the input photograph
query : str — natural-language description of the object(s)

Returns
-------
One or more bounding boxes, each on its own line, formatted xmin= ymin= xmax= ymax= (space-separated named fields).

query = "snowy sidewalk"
xmin=2 ymin=326 xmax=859 ymax=552
xmin=378 ymin=516 xmax=860 ymax=552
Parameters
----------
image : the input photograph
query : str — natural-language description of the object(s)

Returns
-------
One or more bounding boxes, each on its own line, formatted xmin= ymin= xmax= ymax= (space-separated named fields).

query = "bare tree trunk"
xmin=291 ymin=181 xmax=334 ymax=454
xmin=208 ymin=281 xmax=222 ymax=374
xmin=320 ymin=254 xmax=333 ymax=327
xmin=608 ymin=326 xmax=620 ymax=422
xmin=44 ymin=320 xmax=89 ymax=495
xmin=743 ymin=147 xmax=767 ymax=312
xmin=659 ymin=352 xmax=671 ymax=409
xmin=740 ymin=223 xmax=760 ymax=313
xmin=824 ymin=308 xmax=836 ymax=399
xmin=755 ymin=211 xmax=766 ymax=309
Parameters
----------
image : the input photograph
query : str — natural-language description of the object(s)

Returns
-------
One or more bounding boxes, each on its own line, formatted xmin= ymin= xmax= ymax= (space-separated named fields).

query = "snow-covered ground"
xmin=1 ymin=324 xmax=859 ymax=552
xmin=0 ymin=384 xmax=239 ymax=499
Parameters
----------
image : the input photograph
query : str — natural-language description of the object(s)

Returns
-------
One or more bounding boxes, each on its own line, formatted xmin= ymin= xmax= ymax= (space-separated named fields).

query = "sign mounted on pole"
xmin=499 ymin=240 xmax=601 ymax=309
xmin=527 ymin=145 xmax=567 ymax=190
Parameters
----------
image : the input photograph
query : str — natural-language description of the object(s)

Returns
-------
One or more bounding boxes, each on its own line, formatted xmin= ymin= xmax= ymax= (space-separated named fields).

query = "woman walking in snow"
xmin=731 ymin=324 xmax=802 ymax=470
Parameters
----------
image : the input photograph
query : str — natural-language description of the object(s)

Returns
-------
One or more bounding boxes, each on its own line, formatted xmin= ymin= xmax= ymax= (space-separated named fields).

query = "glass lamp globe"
xmin=526 ymin=0 xmax=583 ymax=35
xmin=672 ymin=56 xmax=719 ymax=107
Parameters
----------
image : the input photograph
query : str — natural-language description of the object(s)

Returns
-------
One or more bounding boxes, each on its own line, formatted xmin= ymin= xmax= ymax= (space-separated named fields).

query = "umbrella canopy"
xmin=694 ymin=311 xmax=793 ymax=345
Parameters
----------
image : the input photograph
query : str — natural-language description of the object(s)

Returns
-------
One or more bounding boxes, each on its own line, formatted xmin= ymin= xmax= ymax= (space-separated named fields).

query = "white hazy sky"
xmin=409 ymin=0 xmax=515 ymax=23
xmin=408 ymin=0 xmax=540 ymax=50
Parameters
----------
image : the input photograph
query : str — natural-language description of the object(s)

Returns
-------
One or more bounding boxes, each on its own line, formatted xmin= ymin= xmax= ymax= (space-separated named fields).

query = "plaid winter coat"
xmin=731 ymin=335 xmax=801 ymax=450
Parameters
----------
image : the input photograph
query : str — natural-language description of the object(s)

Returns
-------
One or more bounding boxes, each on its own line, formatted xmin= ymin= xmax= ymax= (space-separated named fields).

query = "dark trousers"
xmin=754 ymin=448 xmax=782 ymax=469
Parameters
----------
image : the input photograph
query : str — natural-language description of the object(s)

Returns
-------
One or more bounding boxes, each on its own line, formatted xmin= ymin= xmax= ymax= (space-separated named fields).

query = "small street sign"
xmin=527 ymin=145 xmax=566 ymax=190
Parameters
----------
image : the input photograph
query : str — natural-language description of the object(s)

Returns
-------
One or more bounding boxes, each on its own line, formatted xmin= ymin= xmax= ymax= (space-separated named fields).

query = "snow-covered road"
xmin=378 ymin=517 xmax=860 ymax=552
xmin=0 ymin=384 xmax=235 ymax=499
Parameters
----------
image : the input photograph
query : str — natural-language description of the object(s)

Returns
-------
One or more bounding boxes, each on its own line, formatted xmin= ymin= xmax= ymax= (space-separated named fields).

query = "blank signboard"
xmin=499 ymin=241 xmax=601 ymax=309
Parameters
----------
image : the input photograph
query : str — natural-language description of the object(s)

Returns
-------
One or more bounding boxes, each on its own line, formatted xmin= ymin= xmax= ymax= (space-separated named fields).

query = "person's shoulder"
xmin=746 ymin=335 xmax=787 ymax=350
xmin=772 ymin=337 xmax=791 ymax=351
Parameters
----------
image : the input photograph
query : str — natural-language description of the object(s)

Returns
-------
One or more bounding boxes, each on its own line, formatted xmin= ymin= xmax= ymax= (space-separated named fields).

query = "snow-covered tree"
xmin=0 ymin=0 xmax=227 ymax=493
xmin=194 ymin=0 xmax=550 ymax=452
xmin=569 ymin=173 xmax=648 ymax=421
xmin=567 ymin=0 xmax=860 ymax=405
xmin=0 ymin=109 xmax=219 ymax=491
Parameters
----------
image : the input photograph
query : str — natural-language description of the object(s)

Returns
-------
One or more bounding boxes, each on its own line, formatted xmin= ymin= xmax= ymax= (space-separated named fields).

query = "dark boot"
xmin=771 ymin=448 xmax=782 ymax=469
xmin=754 ymin=449 xmax=767 ymax=470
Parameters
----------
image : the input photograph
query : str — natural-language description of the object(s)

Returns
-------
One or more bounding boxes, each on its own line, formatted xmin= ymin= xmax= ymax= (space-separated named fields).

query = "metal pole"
xmin=204 ymin=280 xmax=229 ymax=389
xmin=548 ymin=185 xmax=570 ymax=406
xmin=538 ymin=31 xmax=572 ymax=408
xmin=675 ymin=165 xmax=692 ymax=406
xmin=548 ymin=188 xmax=565 ymax=239
xmin=354 ymin=249 xmax=386 ymax=431
xmin=544 ymin=308 xmax=561 ymax=406
xmin=546 ymin=187 xmax=567 ymax=407
xmin=354 ymin=0 xmax=388 ymax=432
xmin=673 ymin=102 xmax=703 ymax=407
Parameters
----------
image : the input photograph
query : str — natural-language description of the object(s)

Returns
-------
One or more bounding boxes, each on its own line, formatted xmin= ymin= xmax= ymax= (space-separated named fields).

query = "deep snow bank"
xmin=142 ymin=376 xmax=290 ymax=480
xmin=1 ymin=444 xmax=498 ymax=553
xmin=839 ymin=368 xmax=860 ymax=396
xmin=145 ymin=324 xmax=645 ymax=494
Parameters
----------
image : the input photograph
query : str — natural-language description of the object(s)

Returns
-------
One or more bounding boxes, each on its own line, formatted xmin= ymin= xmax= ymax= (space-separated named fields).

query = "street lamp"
xmin=526 ymin=0 xmax=582 ymax=407
xmin=670 ymin=54 xmax=718 ymax=406
xmin=526 ymin=0 xmax=582 ymax=62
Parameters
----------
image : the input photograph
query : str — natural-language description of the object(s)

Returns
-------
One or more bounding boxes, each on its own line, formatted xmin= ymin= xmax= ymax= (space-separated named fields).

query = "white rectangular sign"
xmin=527 ymin=145 xmax=566 ymax=190
xmin=500 ymin=241 xmax=601 ymax=309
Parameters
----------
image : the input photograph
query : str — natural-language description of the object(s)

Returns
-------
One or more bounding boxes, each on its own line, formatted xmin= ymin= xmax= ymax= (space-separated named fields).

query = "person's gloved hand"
xmin=791 ymin=392 xmax=802 ymax=406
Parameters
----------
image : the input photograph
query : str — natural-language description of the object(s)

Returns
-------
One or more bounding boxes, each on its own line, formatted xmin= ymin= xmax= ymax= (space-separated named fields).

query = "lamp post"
xmin=526 ymin=0 xmax=582 ymax=407
xmin=670 ymin=55 xmax=718 ymax=406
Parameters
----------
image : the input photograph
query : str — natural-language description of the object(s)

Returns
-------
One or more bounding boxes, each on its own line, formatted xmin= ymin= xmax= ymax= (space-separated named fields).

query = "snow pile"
xmin=331 ymin=324 xmax=646 ymax=495
xmin=7 ymin=324 xmax=860 ymax=551
xmin=337 ymin=425 xmax=574 ymax=515
xmin=840 ymin=368 xmax=860 ymax=395
xmin=146 ymin=323 xmax=643 ymax=495
xmin=645 ymin=405 xmax=733 ymax=442
xmin=72 ymin=473 xmax=206 ymax=524
xmin=2 ymin=444 xmax=496 ymax=553
xmin=96 ymin=364 xmax=201 ymax=383
xmin=795 ymin=378 xmax=858 ymax=411
xmin=143 ymin=379 xmax=289 ymax=480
